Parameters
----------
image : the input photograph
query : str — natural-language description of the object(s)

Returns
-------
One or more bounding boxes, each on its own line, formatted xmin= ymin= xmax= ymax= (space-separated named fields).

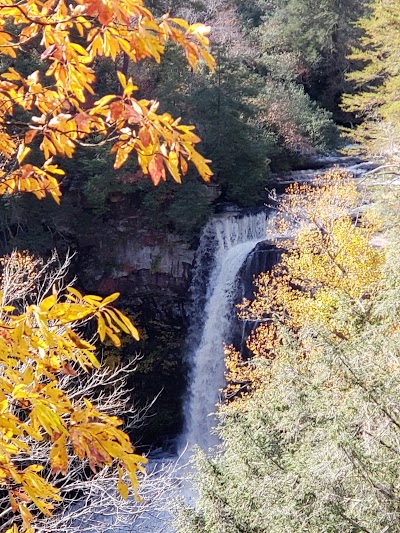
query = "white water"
xmin=182 ymin=212 xmax=267 ymax=452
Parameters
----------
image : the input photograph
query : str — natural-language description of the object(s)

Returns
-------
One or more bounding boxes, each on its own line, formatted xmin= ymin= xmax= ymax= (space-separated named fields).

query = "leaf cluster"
xmin=0 ymin=252 xmax=146 ymax=532
xmin=0 ymin=0 xmax=215 ymax=204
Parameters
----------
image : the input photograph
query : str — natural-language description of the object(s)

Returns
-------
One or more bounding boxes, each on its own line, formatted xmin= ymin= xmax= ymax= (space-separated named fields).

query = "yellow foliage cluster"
xmin=223 ymin=344 xmax=265 ymax=408
xmin=0 ymin=0 xmax=215 ymax=200
xmin=0 ymin=252 xmax=40 ymax=298
xmin=224 ymin=168 xmax=385 ymax=406
xmin=222 ymin=326 xmax=277 ymax=412
xmin=0 ymin=252 xmax=144 ymax=532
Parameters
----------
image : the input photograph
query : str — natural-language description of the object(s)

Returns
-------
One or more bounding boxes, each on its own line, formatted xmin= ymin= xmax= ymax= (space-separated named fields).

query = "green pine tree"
xmin=342 ymin=0 xmax=400 ymax=157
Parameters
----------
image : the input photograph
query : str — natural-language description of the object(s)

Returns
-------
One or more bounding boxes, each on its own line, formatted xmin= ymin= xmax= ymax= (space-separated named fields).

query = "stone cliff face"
xmin=79 ymin=226 xmax=195 ymax=297
xmin=77 ymin=225 xmax=196 ymax=448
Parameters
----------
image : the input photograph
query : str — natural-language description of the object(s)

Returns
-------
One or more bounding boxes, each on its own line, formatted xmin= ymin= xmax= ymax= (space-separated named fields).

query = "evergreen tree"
xmin=342 ymin=0 xmax=400 ymax=157
xmin=237 ymin=0 xmax=364 ymax=120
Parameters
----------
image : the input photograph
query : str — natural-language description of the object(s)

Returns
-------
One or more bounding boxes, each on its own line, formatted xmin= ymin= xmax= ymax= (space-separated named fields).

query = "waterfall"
xmin=181 ymin=211 xmax=267 ymax=452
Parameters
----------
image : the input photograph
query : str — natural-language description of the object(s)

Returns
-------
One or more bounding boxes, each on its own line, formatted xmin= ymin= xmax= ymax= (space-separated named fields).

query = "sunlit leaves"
xmin=49 ymin=433 xmax=68 ymax=475
xmin=247 ymin=168 xmax=384 ymax=328
xmin=64 ymin=287 xmax=140 ymax=344
xmin=0 ymin=252 xmax=146 ymax=532
xmin=0 ymin=0 xmax=215 ymax=200
xmin=224 ymin=168 xmax=385 ymax=406
xmin=104 ymin=96 xmax=213 ymax=184
xmin=0 ymin=161 xmax=64 ymax=204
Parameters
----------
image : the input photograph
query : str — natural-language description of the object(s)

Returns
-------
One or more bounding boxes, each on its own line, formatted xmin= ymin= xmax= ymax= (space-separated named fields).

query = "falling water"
xmin=181 ymin=211 xmax=267 ymax=452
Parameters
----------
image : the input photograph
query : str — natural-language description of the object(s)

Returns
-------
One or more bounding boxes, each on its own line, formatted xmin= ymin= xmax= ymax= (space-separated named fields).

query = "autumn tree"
xmin=224 ymin=168 xmax=384 ymax=405
xmin=0 ymin=250 xmax=189 ymax=533
xmin=0 ymin=0 xmax=215 ymax=201
xmin=342 ymin=0 xmax=400 ymax=157
xmin=0 ymin=249 xmax=151 ymax=532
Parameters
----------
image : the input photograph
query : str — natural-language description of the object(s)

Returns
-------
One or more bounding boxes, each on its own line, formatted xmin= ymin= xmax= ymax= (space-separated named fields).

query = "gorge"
xmin=0 ymin=0 xmax=398 ymax=530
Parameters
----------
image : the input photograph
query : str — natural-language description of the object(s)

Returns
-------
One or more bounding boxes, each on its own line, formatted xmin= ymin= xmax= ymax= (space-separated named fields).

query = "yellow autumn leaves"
xmin=224 ymin=168 xmax=385 ymax=408
xmin=0 ymin=264 xmax=146 ymax=532
xmin=0 ymin=0 xmax=215 ymax=201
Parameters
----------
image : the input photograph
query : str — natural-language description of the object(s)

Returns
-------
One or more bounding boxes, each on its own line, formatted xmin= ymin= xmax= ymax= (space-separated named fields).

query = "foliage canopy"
xmin=0 ymin=0 xmax=215 ymax=202
xmin=174 ymin=169 xmax=400 ymax=533
xmin=224 ymin=168 xmax=383 ymax=405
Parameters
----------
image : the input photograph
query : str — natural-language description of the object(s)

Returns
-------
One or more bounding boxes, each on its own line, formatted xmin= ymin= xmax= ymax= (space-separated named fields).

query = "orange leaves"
xmin=0 ymin=27 xmax=17 ymax=58
xmin=0 ymin=162 xmax=63 ymax=204
xmin=64 ymin=287 xmax=140 ymax=344
xmin=29 ymin=399 xmax=69 ymax=440
xmin=222 ymin=345 xmax=263 ymax=409
xmin=84 ymin=0 xmax=115 ymax=25
xmin=148 ymin=154 xmax=167 ymax=186
xmin=99 ymin=94 xmax=213 ymax=183
xmin=70 ymin=412 xmax=147 ymax=476
xmin=68 ymin=399 xmax=147 ymax=498
xmin=74 ymin=0 xmax=216 ymax=75
xmin=185 ymin=143 xmax=213 ymax=182
xmin=0 ymin=131 xmax=17 ymax=159
xmin=247 ymin=323 xmax=278 ymax=361
xmin=0 ymin=0 xmax=214 ymax=205
xmin=19 ymin=465 xmax=61 ymax=517
xmin=161 ymin=16 xmax=216 ymax=71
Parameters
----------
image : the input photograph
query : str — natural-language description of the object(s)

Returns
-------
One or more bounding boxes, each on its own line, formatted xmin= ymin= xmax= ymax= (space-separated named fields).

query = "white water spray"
xmin=182 ymin=212 xmax=267 ymax=452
